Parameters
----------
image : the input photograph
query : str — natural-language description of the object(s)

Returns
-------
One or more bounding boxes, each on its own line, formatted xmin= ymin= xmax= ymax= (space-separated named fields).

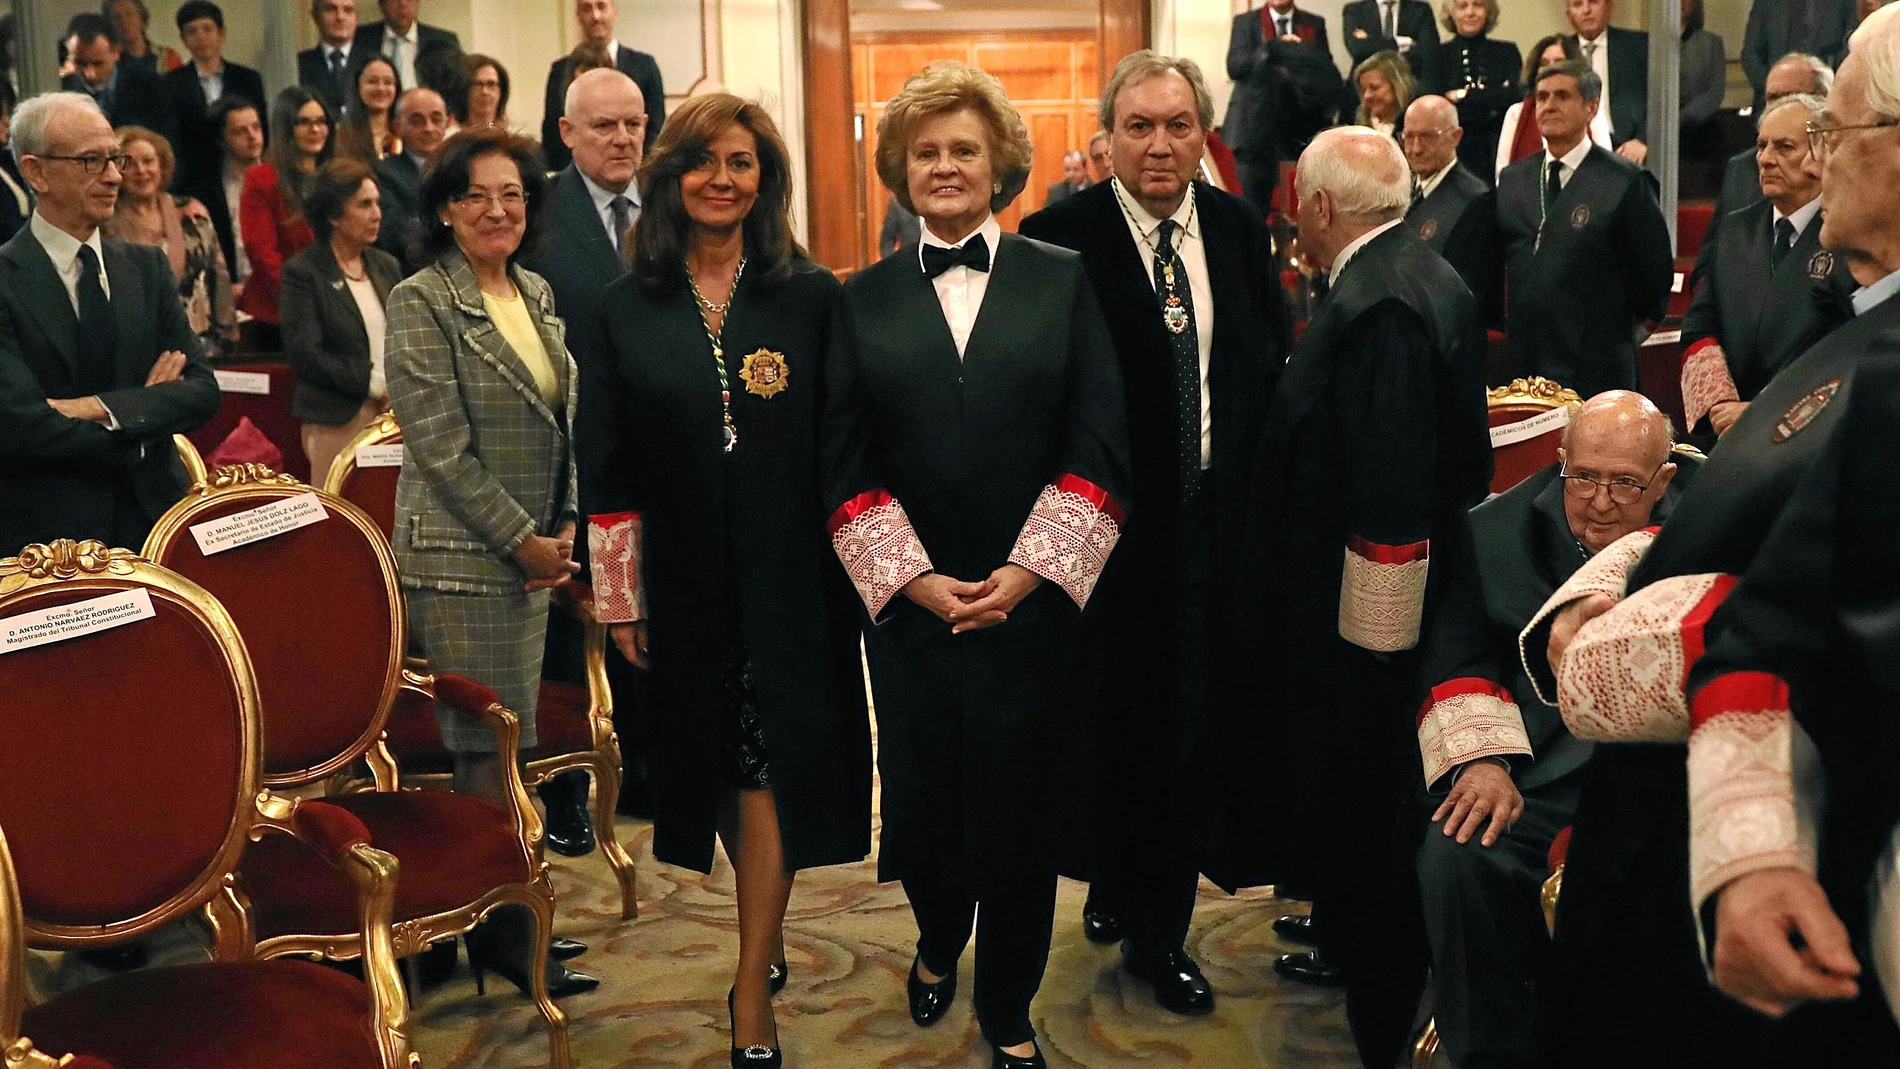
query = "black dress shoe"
xmin=990 ymin=1043 xmax=1047 ymax=1069
xmin=550 ymin=937 xmax=588 ymax=962
xmin=1081 ymin=903 xmax=1123 ymax=946
xmin=768 ymin=955 xmax=789 ymax=995
xmin=540 ymin=770 xmax=597 ymax=857
xmin=469 ymin=934 xmax=601 ymax=999
xmin=1122 ymin=945 xmax=1215 ymax=1016
xmin=906 ymin=956 xmax=957 ymax=1027
xmin=417 ymin=937 xmax=459 ymax=989
xmin=1273 ymin=949 xmax=1346 ymax=987
xmin=1272 ymin=914 xmax=1318 ymax=945
xmin=728 ymin=987 xmax=783 ymax=1068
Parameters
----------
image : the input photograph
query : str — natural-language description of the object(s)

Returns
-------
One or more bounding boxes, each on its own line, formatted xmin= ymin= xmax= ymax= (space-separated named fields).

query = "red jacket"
xmin=237 ymin=162 xmax=315 ymax=325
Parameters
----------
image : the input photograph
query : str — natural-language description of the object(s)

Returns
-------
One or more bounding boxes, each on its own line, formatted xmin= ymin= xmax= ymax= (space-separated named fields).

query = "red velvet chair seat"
xmin=240 ymin=792 xmax=528 ymax=938
xmin=23 ymin=960 xmax=381 ymax=1069
xmin=384 ymin=681 xmax=596 ymax=775
xmin=1548 ymin=825 xmax=1573 ymax=874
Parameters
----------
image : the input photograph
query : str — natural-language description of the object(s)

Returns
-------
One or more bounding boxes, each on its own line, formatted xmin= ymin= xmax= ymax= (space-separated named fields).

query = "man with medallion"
xmin=1238 ymin=125 xmax=1492 ymax=1069
xmin=1402 ymin=93 xmax=1497 ymax=304
xmin=1020 ymin=50 xmax=1289 ymax=1017
xmin=1496 ymin=60 xmax=1672 ymax=397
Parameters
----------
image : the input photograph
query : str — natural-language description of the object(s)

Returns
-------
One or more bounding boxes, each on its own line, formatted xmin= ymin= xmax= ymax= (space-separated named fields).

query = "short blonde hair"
xmin=875 ymin=61 xmax=1033 ymax=215
xmin=1439 ymin=0 xmax=1500 ymax=35
xmin=1352 ymin=50 xmax=1417 ymax=127
xmin=116 ymin=125 xmax=175 ymax=190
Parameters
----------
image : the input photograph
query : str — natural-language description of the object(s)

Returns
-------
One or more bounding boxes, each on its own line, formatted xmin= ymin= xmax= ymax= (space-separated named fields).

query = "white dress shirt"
xmin=223 ymin=163 xmax=251 ymax=281
xmin=580 ymin=170 xmax=640 ymax=251
xmin=1852 ymin=269 xmax=1900 ymax=317
xmin=322 ymin=41 xmax=354 ymax=71
xmin=197 ymin=62 xmax=224 ymax=105
xmin=1113 ymin=177 xmax=1214 ymax=469
xmin=1579 ymin=32 xmax=1612 ymax=118
xmin=1774 ymin=195 xmax=1822 ymax=242
xmin=1543 ymin=135 xmax=1595 ymax=193
xmin=382 ymin=25 xmax=420 ymax=91
xmin=32 ymin=212 xmax=123 ymax=427
xmin=1416 ymin=157 xmax=1458 ymax=201
xmin=918 ymin=213 xmax=1002 ymax=359
xmin=1329 ymin=216 xmax=1405 ymax=282
xmin=345 ymin=274 xmax=389 ymax=400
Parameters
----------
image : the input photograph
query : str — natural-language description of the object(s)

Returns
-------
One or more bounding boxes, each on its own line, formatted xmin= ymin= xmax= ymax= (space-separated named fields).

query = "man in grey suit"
xmin=1742 ymin=0 xmax=1856 ymax=112
xmin=1043 ymin=149 xmax=1091 ymax=206
xmin=540 ymin=0 xmax=666 ymax=168
xmin=0 ymin=92 xmax=219 ymax=557
xmin=373 ymin=87 xmax=449 ymax=274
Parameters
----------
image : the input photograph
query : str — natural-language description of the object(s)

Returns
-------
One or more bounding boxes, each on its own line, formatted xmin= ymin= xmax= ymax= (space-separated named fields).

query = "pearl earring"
xmin=992 ymin=181 xmax=1002 ymax=194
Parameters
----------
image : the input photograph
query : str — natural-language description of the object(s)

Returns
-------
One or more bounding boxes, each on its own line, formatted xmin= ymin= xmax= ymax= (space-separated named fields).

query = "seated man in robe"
xmin=1414 ymin=390 xmax=1695 ymax=1069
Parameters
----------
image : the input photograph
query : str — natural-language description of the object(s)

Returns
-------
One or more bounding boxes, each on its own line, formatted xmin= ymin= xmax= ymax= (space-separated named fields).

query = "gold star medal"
xmin=740 ymin=349 xmax=789 ymax=399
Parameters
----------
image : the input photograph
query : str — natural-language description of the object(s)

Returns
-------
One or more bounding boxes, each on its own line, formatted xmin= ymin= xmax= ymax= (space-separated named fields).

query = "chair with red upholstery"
xmin=0 ymin=538 xmax=415 ymax=1069
xmin=1487 ymin=376 xmax=1583 ymax=495
xmin=139 ymin=466 xmax=570 ymax=1068
xmin=173 ymin=434 xmax=208 ymax=487
xmin=323 ymin=411 xmax=402 ymax=539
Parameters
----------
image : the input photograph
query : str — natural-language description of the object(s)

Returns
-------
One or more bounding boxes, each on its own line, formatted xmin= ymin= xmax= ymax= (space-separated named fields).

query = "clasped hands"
xmin=905 ymin=564 xmax=1041 ymax=634
xmin=46 ymin=349 xmax=189 ymax=422
xmin=515 ymin=522 xmax=580 ymax=594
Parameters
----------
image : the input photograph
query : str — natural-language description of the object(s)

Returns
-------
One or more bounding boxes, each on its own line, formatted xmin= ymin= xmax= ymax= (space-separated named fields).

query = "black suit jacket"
xmin=298 ymin=42 xmax=371 ymax=112
xmin=1741 ymin=0 xmax=1856 ymax=109
xmin=163 ymin=62 xmax=266 ymax=197
xmin=1497 ymin=144 xmax=1673 ymax=396
xmin=1342 ymin=0 xmax=1440 ymax=90
xmin=519 ymin=165 xmax=628 ymax=370
xmin=1224 ymin=7 xmax=1340 ymax=164
xmin=371 ymin=152 xmax=426 ymax=272
xmin=280 ymin=241 xmax=402 ymax=425
xmin=1406 ymin=161 xmax=1496 ymax=309
xmin=1681 ymin=199 xmax=1854 ymax=412
xmin=1568 ymin=27 xmax=1649 ymax=146
xmin=0 ymin=156 xmax=27 ymax=245
xmin=62 ymin=65 xmax=177 ymax=148
xmin=0 ymin=227 xmax=221 ymax=555
xmin=1020 ymin=181 xmax=1289 ymax=890
xmin=540 ymin=46 xmax=666 ymax=169
xmin=353 ymin=21 xmax=460 ymax=67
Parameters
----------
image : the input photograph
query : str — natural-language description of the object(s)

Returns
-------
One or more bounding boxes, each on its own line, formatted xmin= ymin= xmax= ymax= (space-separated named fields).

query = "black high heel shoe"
xmin=728 ymin=986 xmax=784 ymax=1067
xmin=990 ymin=1043 xmax=1046 ymax=1069
xmin=467 ymin=930 xmax=600 ymax=999
xmin=768 ymin=955 xmax=789 ymax=995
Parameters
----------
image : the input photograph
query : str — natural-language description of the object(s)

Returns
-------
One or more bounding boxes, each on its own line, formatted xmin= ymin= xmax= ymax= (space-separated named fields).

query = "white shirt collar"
xmin=389 ymin=23 xmax=418 ymax=43
xmin=1773 ymin=195 xmax=1822 ymax=237
xmin=580 ymin=168 xmax=637 ymax=211
xmin=1110 ymin=176 xmax=1199 ymax=244
xmin=1852 ymin=268 xmax=1900 ymax=317
xmin=31 ymin=212 xmax=104 ymax=277
xmin=1545 ymin=136 xmax=1593 ymax=176
xmin=324 ymin=41 xmax=352 ymax=59
xmin=606 ymin=39 xmax=621 ymax=64
xmin=1417 ymin=157 xmax=1458 ymax=200
xmin=1330 ymin=217 xmax=1404 ymax=280
xmin=1577 ymin=30 xmax=1605 ymax=46
xmin=917 ymin=212 xmax=1001 ymax=258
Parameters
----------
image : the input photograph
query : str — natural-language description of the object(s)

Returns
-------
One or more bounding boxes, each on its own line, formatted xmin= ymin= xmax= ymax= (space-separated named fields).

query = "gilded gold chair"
xmin=1487 ymin=377 xmax=1584 ymax=495
xmin=173 ymin=434 xmax=208 ymax=486
xmin=140 ymin=466 xmax=571 ymax=1068
xmin=323 ymin=410 xmax=402 ymax=539
xmin=0 ymin=539 xmax=414 ymax=1069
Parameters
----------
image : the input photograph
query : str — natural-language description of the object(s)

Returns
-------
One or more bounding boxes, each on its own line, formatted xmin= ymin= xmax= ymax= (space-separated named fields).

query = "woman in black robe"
xmin=821 ymin=61 xmax=1131 ymax=1069
xmin=577 ymin=93 xmax=871 ymax=1069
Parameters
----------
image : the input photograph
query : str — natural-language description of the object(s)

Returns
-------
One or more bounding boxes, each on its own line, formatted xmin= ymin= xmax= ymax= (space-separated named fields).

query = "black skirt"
xmin=721 ymin=633 xmax=771 ymax=790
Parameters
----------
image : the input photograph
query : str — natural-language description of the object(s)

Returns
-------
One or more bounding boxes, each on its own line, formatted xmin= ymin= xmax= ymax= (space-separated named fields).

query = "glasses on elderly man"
xmin=1807 ymin=115 xmax=1900 ymax=159
xmin=1559 ymin=460 xmax=1667 ymax=506
xmin=36 ymin=153 xmax=130 ymax=175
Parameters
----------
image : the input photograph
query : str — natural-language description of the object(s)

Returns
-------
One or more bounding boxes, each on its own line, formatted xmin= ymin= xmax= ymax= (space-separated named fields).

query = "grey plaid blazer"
xmin=386 ymin=250 xmax=579 ymax=595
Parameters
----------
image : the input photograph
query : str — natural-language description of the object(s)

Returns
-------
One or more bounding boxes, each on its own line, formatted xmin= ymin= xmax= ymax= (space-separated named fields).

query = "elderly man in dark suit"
xmin=1344 ymin=0 xmax=1440 ymax=92
xmin=372 ymin=87 xmax=449 ymax=274
xmin=1497 ymin=61 xmax=1672 ymax=397
xmin=1021 ymin=50 xmax=1288 ymax=1019
xmin=541 ymin=0 xmax=665 ymax=169
xmin=1563 ymin=0 xmax=1649 ymax=164
xmin=354 ymin=0 xmax=458 ymax=95
xmin=1224 ymin=0 xmax=1341 ymax=218
xmin=163 ymin=2 xmax=265 ymax=197
xmin=59 ymin=14 xmax=177 ymax=149
xmin=0 ymin=92 xmax=219 ymax=557
xmin=1042 ymin=150 xmax=1090 ymax=206
xmin=1742 ymin=0 xmax=1856 ymax=112
xmin=1681 ymin=93 xmax=1854 ymax=441
xmin=1403 ymin=94 xmax=1496 ymax=303
xmin=299 ymin=0 xmax=369 ymax=112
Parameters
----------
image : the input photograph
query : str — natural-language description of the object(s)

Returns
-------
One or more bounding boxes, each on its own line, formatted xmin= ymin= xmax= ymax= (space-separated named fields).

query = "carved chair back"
xmin=323 ymin=412 xmax=403 ymax=541
xmin=1487 ymin=376 xmax=1583 ymax=495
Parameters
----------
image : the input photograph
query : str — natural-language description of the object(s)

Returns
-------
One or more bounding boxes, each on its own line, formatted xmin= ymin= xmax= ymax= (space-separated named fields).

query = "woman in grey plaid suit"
xmin=384 ymin=128 xmax=597 ymax=997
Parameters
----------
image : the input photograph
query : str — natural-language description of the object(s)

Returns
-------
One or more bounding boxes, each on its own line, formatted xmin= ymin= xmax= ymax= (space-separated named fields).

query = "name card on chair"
xmin=189 ymin=492 xmax=329 ymax=556
xmin=354 ymin=444 xmax=405 ymax=468
xmin=2 ymin=589 xmax=155 ymax=655
xmin=214 ymin=370 xmax=272 ymax=395
xmin=1489 ymin=405 xmax=1571 ymax=448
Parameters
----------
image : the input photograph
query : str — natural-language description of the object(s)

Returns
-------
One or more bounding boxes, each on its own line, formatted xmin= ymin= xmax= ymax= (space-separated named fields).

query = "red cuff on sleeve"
xmin=1347 ymin=535 xmax=1430 ymax=564
xmin=1690 ymin=670 xmax=1792 ymax=731
xmin=828 ymin=489 xmax=896 ymax=534
xmin=1416 ymin=677 xmax=1514 ymax=727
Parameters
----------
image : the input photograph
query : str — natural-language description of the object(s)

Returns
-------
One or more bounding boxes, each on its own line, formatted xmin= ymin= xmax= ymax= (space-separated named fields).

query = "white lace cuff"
xmin=1417 ymin=677 xmax=1533 ymax=789
xmin=828 ymin=490 xmax=933 ymax=620
xmin=1554 ymin=572 xmax=1737 ymax=742
xmin=1007 ymin=475 xmax=1125 ymax=610
xmin=1680 ymin=340 xmax=1741 ymax=429
xmin=1339 ymin=536 xmax=1429 ymax=652
xmin=1519 ymin=526 xmax=1659 ymax=705
xmin=587 ymin=511 xmax=647 ymax=624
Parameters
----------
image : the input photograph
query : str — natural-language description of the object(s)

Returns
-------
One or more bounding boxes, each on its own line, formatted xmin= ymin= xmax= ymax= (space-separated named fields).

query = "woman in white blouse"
xmin=280 ymin=158 xmax=403 ymax=484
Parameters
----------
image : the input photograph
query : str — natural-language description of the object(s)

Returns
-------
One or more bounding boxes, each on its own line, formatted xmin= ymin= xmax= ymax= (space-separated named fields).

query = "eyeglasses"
xmin=1559 ymin=459 xmax=1666 ymax=506
xmin=1807 ymin=116 xmax=1900 ymax=159
xmin=449 ymin=188 xmax=527 ymax=211
xmin=1401 ymin=128 xmax=1454 ymax=145
xmin=36 ymin=153 xmax=130 ymax=175
xmin=294 ymin=115 xmax=331 ymax=129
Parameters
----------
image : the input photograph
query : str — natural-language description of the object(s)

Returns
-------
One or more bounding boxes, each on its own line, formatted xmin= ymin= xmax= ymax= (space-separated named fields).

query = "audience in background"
xmin=1349 ymin=50 xmax=1414 ymax=139
xmin=1495 ymin=34 xmax=1605 ymax=179
xmin=374 ymin=86 xmax=451 ymax=272
xmin=1043 ymin=149 xmax=1090 ymax=206
xmin=1224 ymin=0 xmax=1341 ymax=216
xmin=336 ymin=55 xmax=403 ymax=161
xmin=1086 ymin=128 xmax=1112 ymax=182
xmin=300 ymin=0 xmax=366 ymax=113
xmin=105 ymin=125 xmax=237 ymax=359
xmin=1678 ymin=0 xmax=1728 ymax=157
xmin=191 ymin=94 xmax=264 ymax=290
xmin=239 ymin=86 xmax=333 ymax=341
xmin=542 ymin=0 xmax=665 ymax=168
xmin=879 ymin=194 xmax=921 ymax=258
xmin=355 ymin=0 xmax=458 ymax=93
xmin=104 ymin=0 xmax=184 ymax=76
xmin=414 ymin=36 xmax=468 ymax=105
xmin=1438 ymin=0 xmax=1520 ymax=184
xmin=0 ymin=82 xmax=26 ymax=243
xmin=1343 ymin=0 xmax=1441 ymax=94
xmin=1741 ymin=0 xmax=1856 ymax=113
xmin=61 ymin=13 xmax=178 ymax=148
xmin=459 ymin=54 xmax=515 ymax=132
xmin=1565 ymin=0 xmax=1650 ymax=164
xmin=164 ymin=2 xmax=264 ymax=197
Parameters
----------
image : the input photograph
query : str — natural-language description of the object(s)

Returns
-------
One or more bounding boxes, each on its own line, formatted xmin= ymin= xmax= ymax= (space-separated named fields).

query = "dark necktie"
xmin=1155 ymin=219 xmax=1203 ymax=506
xmin=609 ymin=195 xmax=633 ymax=257
xmin=1411 ymin=176 xmax=1425 ymax=208
xmin=1544 ymin=159 xmax=1564 ymax=220
xmin=1771 ymin=217 xmax=1796 ymax=269
xmin=921 ymin=234 xmax=991 ymax=279
xmin=329 ymin=48 xmax=346 ymax=85
xmin=1279 ymin=14 xmax=1292 ymax=37
xmin=75 ymin=245 xmax=117 ymax=393
xmin=1383 ymin=1 xmax=1398 ymax=40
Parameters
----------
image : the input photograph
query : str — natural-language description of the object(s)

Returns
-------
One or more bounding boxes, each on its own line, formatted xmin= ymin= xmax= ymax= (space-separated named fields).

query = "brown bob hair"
xmin=874 ymin=60 xmax=1033 ymax=216
xmin=414 ymin=128 xmax=549 ymax=264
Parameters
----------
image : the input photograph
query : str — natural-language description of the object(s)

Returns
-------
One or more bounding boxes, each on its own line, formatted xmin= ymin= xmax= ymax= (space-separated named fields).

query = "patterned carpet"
xmin=406 ymin=815 xmax=1364 ymax=1069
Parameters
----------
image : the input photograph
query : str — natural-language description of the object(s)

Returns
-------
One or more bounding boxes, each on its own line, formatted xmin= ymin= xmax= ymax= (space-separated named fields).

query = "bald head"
xmin=1765 ymin=53 xmax=1833 ymax=104
xmin=1402 ymin=95 xmax=1463 ymax=177
xmin=561 ymin=67 xmax=646 ymax=192
xmin=1294 ymin=127 xmax=1411 ymax=269
xmin=1560 ymin=391 xmax=1677 ymax=553
xmin=396 ymin=87 xmax=448 ymax=159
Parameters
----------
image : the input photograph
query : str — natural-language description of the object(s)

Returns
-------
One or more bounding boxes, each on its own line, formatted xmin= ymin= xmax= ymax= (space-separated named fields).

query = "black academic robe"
xmin=1343 ymin=0 xmax=1441 ymax=91
xmin=1019 ymin=180 xmax=1288 ymax=891
xmin=1407 ymin=161 xmax=1496 ymax=309
xmin=1497 ymin=144 xmax=1674 ymax=397
xmin=1690 ymin=147 xmax=1764 ymax=289
xmin=1440 ymin=34 xmax=1522 ymax=182
xmin=1689 ymin=352 xmax=1900 ymax=1062
xmin=1523 ymin=293 xmax=1900 ymax=1069
xmin=822 ymin=233 xmax=1131 ymax=894
xmin=578 ymin=259 xmax=871 ymax=875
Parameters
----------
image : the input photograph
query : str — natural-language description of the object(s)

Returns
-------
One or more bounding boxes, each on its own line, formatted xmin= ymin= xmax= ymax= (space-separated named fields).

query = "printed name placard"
xmin=214 ymin=370 xmax=272 ymax=395
xmin=1489 ymin=405 xmax=1570 ymax=447
xmin=1 ymin=589 xmax=154 ymax=655
xmin=354 ymin=444 xmax=405 ymax=468
xmin=1672 ymin=272 xmax=1685 ymax=294
xmin=188 ymin=492 xmax=328 ymax=556
xmin=1644 ymin=329 xmax=1684 ymax=347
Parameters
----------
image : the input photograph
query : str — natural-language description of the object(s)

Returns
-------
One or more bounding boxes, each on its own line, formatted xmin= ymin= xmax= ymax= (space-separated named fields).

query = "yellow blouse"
xmin=482 ymin=291 xmax=561 ymax=407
